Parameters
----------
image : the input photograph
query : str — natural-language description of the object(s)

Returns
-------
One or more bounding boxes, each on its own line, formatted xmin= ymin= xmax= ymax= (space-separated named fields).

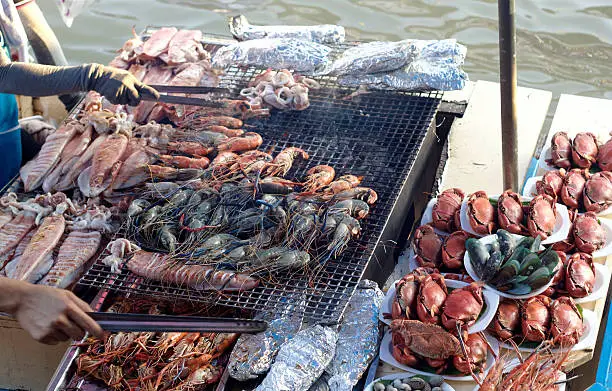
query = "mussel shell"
xmin=491 ymin=258 xmax=521 ymax=286
xmin=519 ymin=253 xmax=542 ymax=275
xmin=488 ymin=240 xmax=501 ymax=254
xmin=527 ymin=266 xmax=554 ymax=289
xmin=496 ymin=229 xmax=516 ymax=256
xmin=466 ymin=238 xmax=490 ymax=277
xmin=539 ymin=247 xmax=560 ymax=271
xmin=482 ymin=250 xmax=503 ymax=282
xmin=507 ymin=284 xmax=532 ymax=295
xmin=515 ymin=236 xmax=535 ymax=251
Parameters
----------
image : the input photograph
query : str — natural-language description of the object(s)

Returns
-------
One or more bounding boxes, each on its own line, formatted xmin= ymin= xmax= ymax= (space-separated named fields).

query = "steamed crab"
xmin=497 ymin=190 xmax=525 ymax=234
xmin=571 ymin=132 xmax=599 ymax=168
xmin=432 ymin=188 xmax=465 ymax=232
xmin=597 ymin=138 xmax=612 ymax=171
xmin=441 ymin=230 xmax=469 ymax=270
xmin=565 ymin=252 xmax=596 ymax=298
xmin=561 ymin=169 xmax=588 ymax=209
xmin=452 ymin=333 xmax=488 ymax=375
xmin=536 ymin=170 xmax=565 ymax=199
xmin=526 ymin=194 xmax=556 ymax=240
xmin=413 ymin=224 xmax=443 ymax=268
xmin=491 ymin=299 xmax=520 ymax=340
xmin=548 ymin=131 xmax=572 ymax=169
xmin=467 ymin=191 xmax=497 ymax=235
xmin=550 ymin=296 xmax=584 ymax=346
xmin=521 ymin=295 xmax=552 ymax=342
xmin=416 ymin=273 xmax=447 ymax=324
xmin=584 ymin=171 xmax=612 ymax=213
xmin=441 ymin=282 xmax=484 ymax=338
xmin=572 ymin=212 xmax=606 ymax=253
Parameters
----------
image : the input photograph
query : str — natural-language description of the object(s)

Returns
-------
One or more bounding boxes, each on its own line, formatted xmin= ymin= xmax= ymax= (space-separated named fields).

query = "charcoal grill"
xmin=76 ymin=31 xmax=442 ymax=325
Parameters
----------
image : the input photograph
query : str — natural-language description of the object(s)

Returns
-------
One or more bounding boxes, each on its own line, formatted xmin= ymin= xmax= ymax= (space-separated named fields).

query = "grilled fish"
xmin=13 ymin=215 xmax=65 ymax=281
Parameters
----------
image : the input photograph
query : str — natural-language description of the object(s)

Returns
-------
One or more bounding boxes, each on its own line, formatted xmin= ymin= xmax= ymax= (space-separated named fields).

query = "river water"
xmin=38 ymin=0 xmax=612 ymax=105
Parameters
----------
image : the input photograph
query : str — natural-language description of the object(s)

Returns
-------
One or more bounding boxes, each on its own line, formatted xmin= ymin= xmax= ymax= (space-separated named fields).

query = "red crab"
xmin=521 ymin=295 xmax=552 ymax=342
xmin=491 ymin=299 xmax=521 ymax=340
xmin=416 ymin=273 xmax=448 ymax=324
xmin=497 ymin=190 xmax=526 ymax=234
xmin=536 ymin=170 xmax=565 ymax=199
xmin=549 ymin=131 xmax=572 ymax=169
xmin=550 ymin=296 xmax=584 ymax=346
xmin=584 ymin=171 xmax=612 ymax=213
xmin=571 ymin=132 xmax=599 ymax=169
xmin=597 ymin=138 xmax=612 ymax=171
xmin=441 ymin=230 xmax=469 ymax=270
xmin=565 ymin=252 xmax=596 ymax=298
xmin=561 ymin=169 xmax=587 ymax=210
xmin=413 ymin=224 xmax=443 ymax=268
xmin=452 ymin=333 xmax=488 ymax=375
xmin=432 ymin=188 xmax=465 ymax=232
xmin=441 ymin=282 xmax=483 ymax=337
xmin=467 ymin=191 xmax=496 ymax=235
xmin=572 ymin=212 xmax=606 ymax=253
xmin=526 ymin=194 xmax=557 ymax=240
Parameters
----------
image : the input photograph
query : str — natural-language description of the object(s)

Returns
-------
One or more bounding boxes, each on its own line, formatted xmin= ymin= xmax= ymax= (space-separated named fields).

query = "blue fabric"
xmin=0 ymin=28 xmax=22 ymax=188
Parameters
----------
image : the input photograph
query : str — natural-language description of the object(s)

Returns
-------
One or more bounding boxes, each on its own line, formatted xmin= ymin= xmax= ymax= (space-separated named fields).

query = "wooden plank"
xmin=439 ymin=80 xmax=552 ymax=194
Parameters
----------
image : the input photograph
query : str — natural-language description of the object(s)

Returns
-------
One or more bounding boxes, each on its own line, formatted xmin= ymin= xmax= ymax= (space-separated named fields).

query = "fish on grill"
xmin=0 ymin=214 xmax=35 ymax=258
xmin=141 ymin=27 xmax=178 ymax=60
xmin=42 ymin=124 xmax=93 ymax=193
xmin=0 ymin=228 xmax=33 ymax=274
xmin=20 ymin=121 xmax=80 ymax=192
xmin=5 ymin=252 xmax=54 ymax=283
xmin=127 ymin=250 xmax=259 ymax=291
xmin=39 ymin=230 xmax=102 ymax=288
xmin=12 ymin=215 xmax=65 ymax=281
xmin=56 ymin=134 xmax=109 ymax=191
xmin=85 ymin=133 xmax=129 ymax=197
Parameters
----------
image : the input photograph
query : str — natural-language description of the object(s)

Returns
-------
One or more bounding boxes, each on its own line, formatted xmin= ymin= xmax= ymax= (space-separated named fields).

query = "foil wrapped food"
xmin=212 ymin=38 xmax=332 ymax=74
xmin=338 ymin=39 xmax=468 ymax=91
xmin=328 ymin=39 xmax=421 ymax=76
xmin=227 ymin=309 xmax=303 ymax=381
xmin=230 ymin=15 xmax=345 ymax=45
xmin=255 ymin=325 xmax=338 ymax=391
xmin=326 ymin=280 xmax=384 ymax=391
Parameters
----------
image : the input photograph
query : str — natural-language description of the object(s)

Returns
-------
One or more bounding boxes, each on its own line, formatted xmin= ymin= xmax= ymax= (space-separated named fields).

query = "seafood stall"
xmin=2 ymin=16 xmax=609 ymax=391
xmin=0 ymin=19 xmax=468 ymax=391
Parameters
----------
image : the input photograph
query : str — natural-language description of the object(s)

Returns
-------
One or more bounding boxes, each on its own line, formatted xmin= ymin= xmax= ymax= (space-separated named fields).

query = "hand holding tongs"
xmin=140 ymin=84 xmax=232 ymax=108
xmin=89 ymin=312 xmax=267 ymax=334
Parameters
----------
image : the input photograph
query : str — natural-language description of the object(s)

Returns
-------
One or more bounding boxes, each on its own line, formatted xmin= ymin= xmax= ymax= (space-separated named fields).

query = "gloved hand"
xmin=86 ymin=64 xmax=159 ymax=105
xmin=0 ymin=62 xmax=160 ymax=106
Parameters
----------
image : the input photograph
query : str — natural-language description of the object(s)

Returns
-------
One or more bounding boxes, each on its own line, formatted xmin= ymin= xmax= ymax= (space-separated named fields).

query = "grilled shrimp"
xmin=167 ymin=141 xmax=214 ymax=157
xmin=323 ymin=174 xmax=363 ymax=194
xmin=157 ymin=154 xmax=210 ymax=169
xmin=217 ymin=132 xmax=263 ymax=153
xmin=303 ymin=165 xmax=335 ymax=191
xmin=265 ymin=147 xmax=309 ymax=177
xmin=207 ymin=125 xmax=244 ymax=137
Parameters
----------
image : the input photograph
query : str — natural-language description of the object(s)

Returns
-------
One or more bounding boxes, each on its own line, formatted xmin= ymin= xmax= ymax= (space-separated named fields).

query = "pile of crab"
xmin=535 ymin=131 xmax=612 ymax=214
xmin=490 ymin=295 xmax=585 ymax=347
xmin=388 ymin=268 xmax=494 ymax=376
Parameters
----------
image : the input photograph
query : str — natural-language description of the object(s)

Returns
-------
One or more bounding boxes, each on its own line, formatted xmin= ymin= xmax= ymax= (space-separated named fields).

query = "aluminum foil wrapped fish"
xmin=326 ymin=280 xmax=383 ymax=391
xmin=228 ymin=303 xmax=303 ymax=381
xmin=212 ymin=38 xmax=332 ymax=74
xmin=338 ymin=39 xmax=468 ymax=91
xmin=255 ymin=325 xmax=338 ymax=391
xmin=328 ymin=40 xmax=421 ymax=76
xmin=230 ymin=15 xmax=345 ymax=44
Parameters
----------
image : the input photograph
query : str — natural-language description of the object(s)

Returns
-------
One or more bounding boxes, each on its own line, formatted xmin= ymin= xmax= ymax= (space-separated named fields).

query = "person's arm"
xmin=15 ymin=0 xmax=68 ymax=66
xmin=0 ymin=62 xmax=159 ymax=106
xmin=0 ymin=277 xmax=103 ymax=344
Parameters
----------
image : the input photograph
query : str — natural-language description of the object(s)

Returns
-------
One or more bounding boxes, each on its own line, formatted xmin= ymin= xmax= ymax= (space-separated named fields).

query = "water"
xmin=38 ymin=0 xmax=612 ymax=104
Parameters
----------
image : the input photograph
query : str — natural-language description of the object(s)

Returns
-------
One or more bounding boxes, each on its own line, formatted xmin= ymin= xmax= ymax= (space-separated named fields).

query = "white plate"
xmin=497 ymin=309 xmax=598 ymax=352
xmin=464 ymin=233 xmax=554 ymax=300
xmin=379 ymin=331 xmax=499 ymax=382
xmin=365 ymin=373 xmax=455 ymax=391
xmin=420 ymin=198 xmax=452 ymax=236
xmin=473 ymin=358 xmax=566 ymax=391
xmin=379 ymin=279 xmax=499 ymax=334
xmin=522 ymin=175 xmax=612 ymax=217
xmin=574 ymin=263 xmax=610 ymax=304
xmin=460 ymin=196 xmax=571 ymax=245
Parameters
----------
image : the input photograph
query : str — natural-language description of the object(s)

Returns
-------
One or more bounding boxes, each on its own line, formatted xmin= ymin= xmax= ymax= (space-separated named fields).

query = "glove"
xmin=0 ymin=62 xmax=160 ymax=106
xmin=86 ymin=64 xmax=160 ymax=106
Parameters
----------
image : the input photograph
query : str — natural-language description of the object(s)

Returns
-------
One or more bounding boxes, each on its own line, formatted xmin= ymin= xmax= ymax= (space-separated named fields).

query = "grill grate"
xmin=77 ymin=33 xmax=442 ymax=324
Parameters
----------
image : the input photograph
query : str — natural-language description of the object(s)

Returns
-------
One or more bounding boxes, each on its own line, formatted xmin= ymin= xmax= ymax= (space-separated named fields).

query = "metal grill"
xmin=77 ymin=32 xmax=442 ymax=324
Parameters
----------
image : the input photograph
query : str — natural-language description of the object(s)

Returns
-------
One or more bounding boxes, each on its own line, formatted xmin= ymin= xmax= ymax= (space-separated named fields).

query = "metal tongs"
xmin=140 ymin=84 xmax=232 ymax=108
xmin=89 ymin=312 xmax=267 ymax=334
